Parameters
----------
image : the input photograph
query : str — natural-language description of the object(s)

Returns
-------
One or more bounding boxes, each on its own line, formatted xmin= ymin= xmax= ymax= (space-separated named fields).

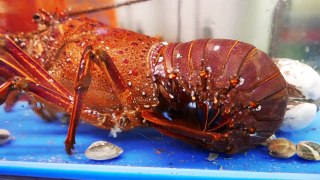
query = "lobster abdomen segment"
xmin=150 ymin=39 xmax=288 ymax=153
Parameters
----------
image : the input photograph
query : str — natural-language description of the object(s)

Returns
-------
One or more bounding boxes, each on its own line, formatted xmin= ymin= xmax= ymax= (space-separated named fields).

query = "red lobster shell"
xmin=1 ymin=16 xmax=288 ymax=154
xmin=143 ymin=39 xmax=288 ymax=154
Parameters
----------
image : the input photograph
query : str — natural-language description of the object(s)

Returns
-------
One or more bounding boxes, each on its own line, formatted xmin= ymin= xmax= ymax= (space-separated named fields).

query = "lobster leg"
xmin=2 ymin=90 xmax=21 ymax=112
xmin=64 ymin=46 xmax=134 ymax=154
xmin=1 ymin=35 xmax=73 ymax=121
xmin=0 ymin=75 xmax=116 ymax=153
xmin=0 ymin=35 xmax=72 ymax=98
xmin=141 ymin=110 xmax=230 ymax=152
xmin=0 ymin=77 xmax=74 ymax=113
xmin=94 ymin=49 xmax=132 ymax=108
xmin=1 ymin=36 xmax=116 ymax=154
xmin=64 ymin=45 xmax=94 ymax=154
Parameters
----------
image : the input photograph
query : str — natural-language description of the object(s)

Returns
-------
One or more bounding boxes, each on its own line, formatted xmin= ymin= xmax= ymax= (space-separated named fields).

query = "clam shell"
xmin=296 ymin=141 xmax=320 ymax=161
xmin=85 ymin=140 xmax=123 ymax=160
xmin=0 ymin=129 xmax=11 ymax=145
xmin=268 ymin=138 xmax=296 ymax=158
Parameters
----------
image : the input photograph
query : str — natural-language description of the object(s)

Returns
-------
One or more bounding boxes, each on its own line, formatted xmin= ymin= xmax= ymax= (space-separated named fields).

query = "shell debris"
xmin=260 ymin=134 xmax=276 ymax=146
xmin=206 ymin=152 xmax=219 ymax=161
xmin=85 ymin=140 xmax=123 ymax=161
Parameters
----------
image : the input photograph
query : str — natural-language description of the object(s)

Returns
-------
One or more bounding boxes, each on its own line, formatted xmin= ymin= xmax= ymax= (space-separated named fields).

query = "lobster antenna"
xmin=68 ymin=0 xmax=150 ymax=17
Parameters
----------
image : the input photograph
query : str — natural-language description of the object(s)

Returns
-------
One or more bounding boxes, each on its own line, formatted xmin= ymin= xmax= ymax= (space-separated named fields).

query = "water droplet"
xmin=176 ymin=53 xmax=182 ymax=59
xmin=127 ymin=81 xmax=132 ymax=86
xmin=239 ymin=77 xmax=245 ymax=86
xmin=205 ymin=67 xmax=212 ymax=73
xmin=158 ymin=56 xmax=163 ymax=63
xmin=162 ymin=42 xmax=169 ymax=45
xmin=255 ymin=105 xmax=262 ymax=111
xmin=143 ymin=104 xmax=150 ymax=109
xmin=213 ymin=45 xmax=220 ymax=51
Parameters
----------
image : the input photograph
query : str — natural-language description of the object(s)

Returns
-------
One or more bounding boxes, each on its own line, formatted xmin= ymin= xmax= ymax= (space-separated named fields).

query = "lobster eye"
xmin=32 ymin=13 xmax=41 ymax=23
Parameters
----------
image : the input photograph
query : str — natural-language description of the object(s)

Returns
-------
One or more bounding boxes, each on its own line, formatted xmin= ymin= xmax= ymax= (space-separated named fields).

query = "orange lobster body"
xmin=13 ymin=17 xmax=161 ymax=129
xmin=45 ymin=19 xmax=160 ymax=110
xmin=1 ymin=15 xmax=288 ymax=154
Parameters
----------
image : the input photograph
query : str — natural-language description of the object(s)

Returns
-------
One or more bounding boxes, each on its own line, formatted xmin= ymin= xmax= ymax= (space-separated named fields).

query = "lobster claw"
xmin=141 ymin=110 xmax=244 ymax=154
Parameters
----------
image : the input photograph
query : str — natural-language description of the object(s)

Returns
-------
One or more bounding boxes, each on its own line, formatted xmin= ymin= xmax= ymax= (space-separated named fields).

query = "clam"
xmin=0 ymin=129 xmax=11 ymax=145
xmin=268 ymin=138 xmax=296 ymax=158
xmin=85 ymin=140 xmax=123 ymax=160
xmin=296 ymin=141 xmax=320 ymax=161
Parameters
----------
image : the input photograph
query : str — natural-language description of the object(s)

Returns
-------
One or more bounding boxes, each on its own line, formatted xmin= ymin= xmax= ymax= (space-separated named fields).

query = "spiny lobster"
xmin=0 ymin=0 xmax=288 ymax=154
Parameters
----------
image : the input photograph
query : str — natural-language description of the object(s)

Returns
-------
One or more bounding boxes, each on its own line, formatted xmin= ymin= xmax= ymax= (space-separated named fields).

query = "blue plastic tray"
xmin=1 ymin=102 xmax=320 ymax=179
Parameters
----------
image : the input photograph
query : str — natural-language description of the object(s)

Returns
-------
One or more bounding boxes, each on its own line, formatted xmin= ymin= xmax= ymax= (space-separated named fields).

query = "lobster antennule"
xmin=67 ymin=0 xmax=150 ymax=18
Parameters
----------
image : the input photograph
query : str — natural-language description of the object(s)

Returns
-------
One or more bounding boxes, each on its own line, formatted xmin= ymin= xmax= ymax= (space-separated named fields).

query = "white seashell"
xmin=85 ymin=140 xmax=123 ymax=160
xmin=0 ymin=129 xmax=11 ymax=145
xmin=275 ymin=58 xmax=320 ymax=100
xmin=274 ymin=58 xmax=320 ymax=132
xmin=280 ymin=102 xmax=317 ymax=132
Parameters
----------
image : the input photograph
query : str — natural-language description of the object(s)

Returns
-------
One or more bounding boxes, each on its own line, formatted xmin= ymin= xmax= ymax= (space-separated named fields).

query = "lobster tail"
xmin=145 ymin=39 xmax=288 ymax=153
